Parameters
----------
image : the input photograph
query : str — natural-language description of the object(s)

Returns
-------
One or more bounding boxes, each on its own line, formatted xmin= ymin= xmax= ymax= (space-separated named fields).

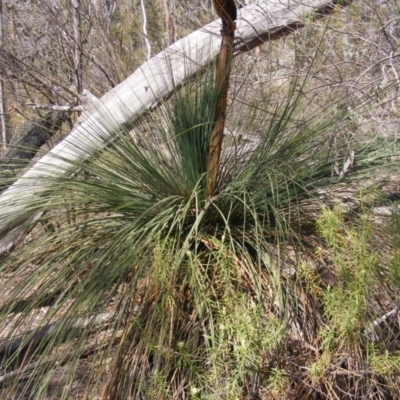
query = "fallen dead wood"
xmin=364 ymin=308 xmax=399 ymax=342
xmin=26 ymin=104 xmax=83 ymax=112
xmin=0 ymin=213 xmax=43 ymax=260
xmin=0 ymin=327 xmax=123 ymax=386
xmin=0 ymin=90 xmax=100 ymax=258
xmin=0 ymin=0 xmax=346 ymax=245
xmin=0 ymin=111 xmax=67 ymax=258
xmin=0 ymin=92 xmax=97 ymax=195
xmin=25 ymin=90 xmax=98 ymax=113
xmin=0 ymin=312 xmax=114 ymax=365
xmin=0 ymin=111 xmax=68 ymax=193
xmin=289 ymin=175 xmax=400 ymax=228
xmin=0 ymin=289 xmax=65 ymax=317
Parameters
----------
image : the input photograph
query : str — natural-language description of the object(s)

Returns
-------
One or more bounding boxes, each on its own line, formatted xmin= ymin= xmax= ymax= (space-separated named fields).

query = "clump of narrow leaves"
xmin=0 ymin=65 xmax=400 ymax=400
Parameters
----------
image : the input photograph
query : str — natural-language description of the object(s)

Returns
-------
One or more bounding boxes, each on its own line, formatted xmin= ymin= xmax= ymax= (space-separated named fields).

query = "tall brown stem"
xmin=206 ymin=1 xmax=236 ymax=199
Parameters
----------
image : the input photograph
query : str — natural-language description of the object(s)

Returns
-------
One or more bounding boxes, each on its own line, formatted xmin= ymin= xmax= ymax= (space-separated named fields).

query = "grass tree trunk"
xmin=206 ymin=0 xmax=236 ymax=199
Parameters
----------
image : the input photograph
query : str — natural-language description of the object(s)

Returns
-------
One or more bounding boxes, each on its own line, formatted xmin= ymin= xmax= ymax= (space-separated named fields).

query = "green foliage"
xmin=2 ymin=19 xmax=400 ymax=400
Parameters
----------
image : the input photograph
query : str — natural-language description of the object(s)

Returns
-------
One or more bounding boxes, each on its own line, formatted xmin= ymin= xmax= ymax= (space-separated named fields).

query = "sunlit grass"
xmin=0 ymin=53 xmax=400 ymax=400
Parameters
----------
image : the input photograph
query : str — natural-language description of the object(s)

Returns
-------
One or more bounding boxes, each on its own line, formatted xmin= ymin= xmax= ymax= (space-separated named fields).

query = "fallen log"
xmin=0 ymin=111 xmax=68 ymax=193
xmin=0 ymin=0 xmax=344 ymax=243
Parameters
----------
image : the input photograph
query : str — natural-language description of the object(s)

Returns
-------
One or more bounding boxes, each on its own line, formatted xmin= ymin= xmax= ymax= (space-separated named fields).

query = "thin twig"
xmin=0 ymin=313 xmax=114 ymax=364
xmin=364 ymin=308 xmax=399 ymax=342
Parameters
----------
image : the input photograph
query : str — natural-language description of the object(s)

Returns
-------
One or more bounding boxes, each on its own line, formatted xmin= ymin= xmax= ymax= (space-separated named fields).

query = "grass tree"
xmin=1 ymin=3 xmax=400 ymax=400
xmin=0 ymin=59 xmax=399 ymax=400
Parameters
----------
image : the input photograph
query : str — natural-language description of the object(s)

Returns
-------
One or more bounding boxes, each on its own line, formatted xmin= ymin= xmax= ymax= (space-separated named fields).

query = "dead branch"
xmin=0 ymin=312 xmax=114 ymax=365
xmin=0 ymin=328 xmax=123 ymax=386
xmin=207 ymin=0 xmax=236 ymax=198
xmin=26 ymin=104 xmax=83 ymax=112
xmin=0 ymin=0 xmax=349 ymax=249
xmin=0 ymin=111 xmax=68 ymax=192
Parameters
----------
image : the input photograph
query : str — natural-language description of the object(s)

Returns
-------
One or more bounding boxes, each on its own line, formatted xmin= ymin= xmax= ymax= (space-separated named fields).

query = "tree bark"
xmin=206 ymin=0 xmax=236 ymax=198
xmin=0 ymin=0 xmax=342 ymax=240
